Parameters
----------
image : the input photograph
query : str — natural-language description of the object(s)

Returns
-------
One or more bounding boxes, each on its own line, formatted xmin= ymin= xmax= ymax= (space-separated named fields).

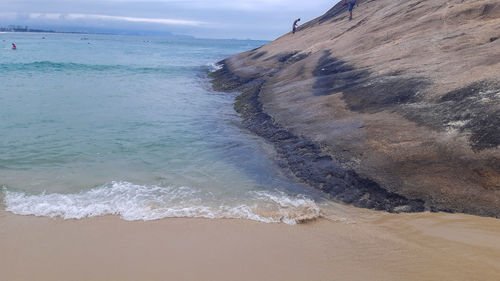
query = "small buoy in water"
xmin=11 ymin=43 xmax=16 ymax=50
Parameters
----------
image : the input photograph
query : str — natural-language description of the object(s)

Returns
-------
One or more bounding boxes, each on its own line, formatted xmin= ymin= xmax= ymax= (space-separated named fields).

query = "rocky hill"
xmin=211 ymin=0 xmax=500 ymax=217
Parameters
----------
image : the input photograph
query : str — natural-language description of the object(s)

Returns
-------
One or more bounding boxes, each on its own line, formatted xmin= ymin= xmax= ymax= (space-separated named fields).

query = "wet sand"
xmin=1 ymin=209 xmax=500 ymax=281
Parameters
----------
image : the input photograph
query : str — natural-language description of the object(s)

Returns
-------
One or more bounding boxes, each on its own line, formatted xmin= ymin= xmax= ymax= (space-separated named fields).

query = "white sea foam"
xmin=3 ymin=182 xmax=320 ymax=225
xmin=207 ymin=62 xmax=223 ymax=72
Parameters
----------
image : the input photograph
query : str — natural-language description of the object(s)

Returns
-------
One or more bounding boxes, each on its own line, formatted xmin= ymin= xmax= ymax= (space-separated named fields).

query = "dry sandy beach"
xmin=2 ymin=209 xmax=500 ymax=281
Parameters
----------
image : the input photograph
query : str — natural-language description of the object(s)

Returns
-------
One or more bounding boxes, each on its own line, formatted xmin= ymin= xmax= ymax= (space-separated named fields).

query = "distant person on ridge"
xmin=343 ymin=0 xmax=358 ymax=20
xmin=293 ymin=18 xmax=301 ymax=34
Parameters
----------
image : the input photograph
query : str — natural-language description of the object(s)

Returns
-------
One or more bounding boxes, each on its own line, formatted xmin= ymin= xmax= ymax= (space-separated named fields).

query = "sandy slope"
xmin=213 ymin=0 xmax=500 ymax=216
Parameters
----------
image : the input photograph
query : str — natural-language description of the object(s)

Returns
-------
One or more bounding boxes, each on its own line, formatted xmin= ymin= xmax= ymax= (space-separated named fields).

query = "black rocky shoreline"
xmin=210 ymin=61 xmax=428 ymax=213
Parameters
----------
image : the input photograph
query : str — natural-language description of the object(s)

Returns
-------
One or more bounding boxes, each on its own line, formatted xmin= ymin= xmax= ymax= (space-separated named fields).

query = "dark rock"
xmin=210 ymin=62 xmax=426 ymax=213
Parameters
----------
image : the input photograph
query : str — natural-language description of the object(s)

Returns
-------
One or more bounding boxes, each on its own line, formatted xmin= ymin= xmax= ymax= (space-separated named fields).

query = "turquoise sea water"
xmin=0 ymin=33 xmax=325 ymax=224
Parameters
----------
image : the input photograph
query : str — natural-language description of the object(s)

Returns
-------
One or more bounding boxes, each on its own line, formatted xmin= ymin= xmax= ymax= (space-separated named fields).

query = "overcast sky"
xmin=0 ymin=0 xmax=338 ymax=40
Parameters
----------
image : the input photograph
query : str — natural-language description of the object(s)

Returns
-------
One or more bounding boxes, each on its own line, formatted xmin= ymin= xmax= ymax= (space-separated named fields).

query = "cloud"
xmin=24 ymin=13 xmax=204 ymax=26
xmin=64 ymin=14 xmax=205 ymax=26
xmin=84 ymin=0 xmax=318 ymax=10
xmin=0 ymin=12 xmax=18 ymax=20
xmin=0 ymin=0 xmax=337 ymax=39
xmin=29 ymin=13 xmax=62 ymax=20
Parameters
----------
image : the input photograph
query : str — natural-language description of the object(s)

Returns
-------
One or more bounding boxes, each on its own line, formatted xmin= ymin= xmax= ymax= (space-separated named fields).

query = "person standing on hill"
xmin=344 ymin=0 xmax=358 ymax=20
xmin=293 ymin=18 xmax=301 ymax=34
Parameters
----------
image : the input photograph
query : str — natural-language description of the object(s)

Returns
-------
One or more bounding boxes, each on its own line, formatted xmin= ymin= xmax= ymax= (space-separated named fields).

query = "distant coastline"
xmin=0 ymin=25 xmax=87 ymax=34
xmin=0 ymin=25 xmax=202 ymax=38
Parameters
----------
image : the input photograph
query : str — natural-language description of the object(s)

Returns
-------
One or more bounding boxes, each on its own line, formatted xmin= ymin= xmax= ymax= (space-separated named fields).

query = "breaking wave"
xmin=2 ymin=182 xmax=320 ymax=225
xmin=206 ymin=62 xmax=223 ymax=72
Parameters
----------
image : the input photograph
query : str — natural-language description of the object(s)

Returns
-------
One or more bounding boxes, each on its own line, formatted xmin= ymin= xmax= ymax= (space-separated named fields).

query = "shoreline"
xmin=2 ymin=210 xmax=500 ymax=281
xmin=208 ymin=0 xmax=500 ymax=217
xmin=210 ymin=62 xmax=426 ymax=213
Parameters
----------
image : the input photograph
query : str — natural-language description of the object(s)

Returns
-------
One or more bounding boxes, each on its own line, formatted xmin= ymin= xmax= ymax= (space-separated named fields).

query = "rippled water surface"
xmin=0 ymin=33 xmax=326 ymax=224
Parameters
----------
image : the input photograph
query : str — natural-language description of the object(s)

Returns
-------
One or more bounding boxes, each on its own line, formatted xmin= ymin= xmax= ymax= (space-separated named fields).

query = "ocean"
xmin=0 ymin=33 xmax=326 ymax=224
